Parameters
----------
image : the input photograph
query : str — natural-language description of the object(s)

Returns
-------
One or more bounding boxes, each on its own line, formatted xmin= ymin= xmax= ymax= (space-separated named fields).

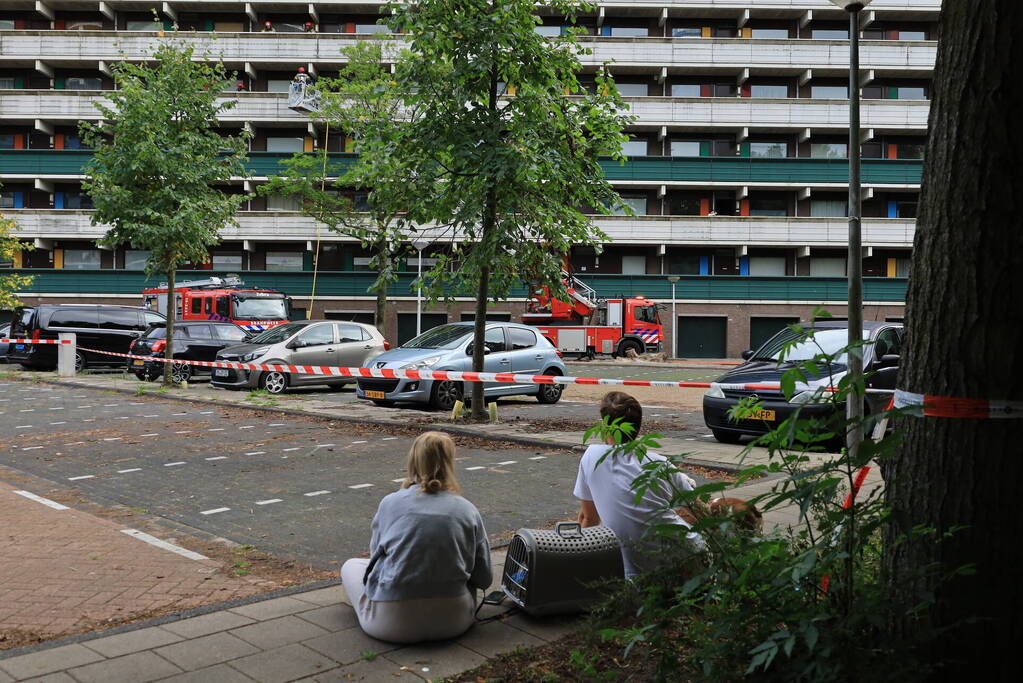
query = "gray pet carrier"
xmin=501 ymin=522 xmax=624 ymax=616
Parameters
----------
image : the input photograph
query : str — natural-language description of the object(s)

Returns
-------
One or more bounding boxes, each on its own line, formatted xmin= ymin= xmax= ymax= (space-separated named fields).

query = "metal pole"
xmin=416 ymin=247 xmax=423 ymax=337
xmin=846 ymin=6 xmax=864 ymax=456
xmin=671 ymin=282 xmax=678 ymax=359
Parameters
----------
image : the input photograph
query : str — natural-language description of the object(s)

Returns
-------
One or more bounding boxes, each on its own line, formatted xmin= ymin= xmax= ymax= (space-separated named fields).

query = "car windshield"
xmin=401 ymin=324 xmax=473 ymax=349
xmin=232 ymin=294 xmax=288 ymax=320
xmin=753 ymin=327 xmax=869 ymax=364
xmin=249 ymin=321 xmax=307 ymax=344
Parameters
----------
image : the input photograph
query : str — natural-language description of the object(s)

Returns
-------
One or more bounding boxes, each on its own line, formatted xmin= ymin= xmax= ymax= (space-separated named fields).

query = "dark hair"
xmin=599 ymin=391 xmax=643 ymax=441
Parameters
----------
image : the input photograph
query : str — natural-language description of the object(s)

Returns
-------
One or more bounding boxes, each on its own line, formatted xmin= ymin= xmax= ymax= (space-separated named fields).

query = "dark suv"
xmin=702 ymin=321 xmax=903 ymax=444
xmin=129 ymin=321 xmax=251 ymax=382
xmin=8 ymin=305 xmax=165 ymax=372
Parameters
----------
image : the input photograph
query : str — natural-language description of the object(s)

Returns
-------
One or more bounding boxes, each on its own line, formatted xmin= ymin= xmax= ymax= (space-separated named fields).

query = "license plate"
xmin=365 ymin=390 xmax=386 ymax=400
xmin=213 ymin=369 xmax=229 ymax=377
xmin=746 ymin=409 xmax=776 ymax=421
xmin=132 ymin=360 xmax=145 ymax=367
xmin=14 ymin=344 xmax=24 ymax=350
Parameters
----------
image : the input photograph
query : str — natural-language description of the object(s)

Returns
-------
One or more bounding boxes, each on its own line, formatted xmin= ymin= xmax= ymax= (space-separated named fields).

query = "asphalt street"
xmin=0 ymin=380 xmax=719 ymax=571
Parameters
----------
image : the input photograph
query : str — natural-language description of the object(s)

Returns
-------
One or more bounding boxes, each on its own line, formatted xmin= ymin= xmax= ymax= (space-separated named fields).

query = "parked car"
xmin=211 ymin=320 xmax=387 ymax=394
xmin=702 ymin=321 xmax=903 ymax=444
xmin=128 ymin=321 xmax=252 ymax=382
xmin=6 ymin=304 xmax=165 ymax=372
xmin=355 ymin=322 xmax=568 ymax=410
xmin=0 ymin=322 xmax=11 ymax=363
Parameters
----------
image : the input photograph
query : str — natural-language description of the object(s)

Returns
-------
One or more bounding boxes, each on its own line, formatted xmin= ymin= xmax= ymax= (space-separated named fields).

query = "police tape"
xmin=0 ymin=338 xmax=74 ymax=345
xmin=894 ymin=389 xmax=1023 ymax=419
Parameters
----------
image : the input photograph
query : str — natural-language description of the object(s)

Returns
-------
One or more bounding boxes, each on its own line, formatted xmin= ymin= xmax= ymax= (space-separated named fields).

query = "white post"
xmin=57 ymin=332 xmax=76 ymax=377
xmin=667 ymin=276 xmax=680 ymax=359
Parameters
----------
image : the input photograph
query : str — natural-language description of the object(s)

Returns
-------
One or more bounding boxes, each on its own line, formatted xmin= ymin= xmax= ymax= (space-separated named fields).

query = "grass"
xmin=360 ymin=651 xmax=379 ymax=661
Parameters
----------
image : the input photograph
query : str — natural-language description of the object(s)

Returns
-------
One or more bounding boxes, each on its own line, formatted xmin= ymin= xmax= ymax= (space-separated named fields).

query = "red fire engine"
xmin=523 ymin=273 xmax=664 ymax=359
xmin=142 ymin=276 xmax=291 ymax=333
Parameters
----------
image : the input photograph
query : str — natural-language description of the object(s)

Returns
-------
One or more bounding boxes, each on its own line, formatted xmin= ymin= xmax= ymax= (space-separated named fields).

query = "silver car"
xmin=355 ymin=322 xmax=567 ymax=410
xmin=211 ymin=320 xmax=387 ymax=394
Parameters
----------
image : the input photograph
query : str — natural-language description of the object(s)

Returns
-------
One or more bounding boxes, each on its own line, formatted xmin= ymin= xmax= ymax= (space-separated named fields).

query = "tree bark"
xmin=884 ymin=1 xmax=1023 ymax=677
xmin=162 ymin=265 xmax=176 ymax=386
xmin=374 ymin=233 xmax=390 ymax=333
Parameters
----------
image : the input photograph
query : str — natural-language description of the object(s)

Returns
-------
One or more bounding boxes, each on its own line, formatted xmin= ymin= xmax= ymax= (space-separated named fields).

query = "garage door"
xmin=677 ymin=316 xmax=727 ymax=358
xmin=326 ymin=311 xmax=376 ymax=325
xmin=749 ymin=317 xmax=799 ymax=353
xmin=397 ymin=313 xmax=448 ymax=346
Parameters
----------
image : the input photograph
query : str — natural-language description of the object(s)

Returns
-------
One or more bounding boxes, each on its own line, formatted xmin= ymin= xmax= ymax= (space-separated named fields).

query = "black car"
xmin=129 ymin=321 xmax=251 ymax=382
xmin=0 ymin=322 xmax=12 ymax=363
xmin=702 ymin=321 xmax=903 ymax=444
xmin=7 ymin=304 xmax=165 ymax=372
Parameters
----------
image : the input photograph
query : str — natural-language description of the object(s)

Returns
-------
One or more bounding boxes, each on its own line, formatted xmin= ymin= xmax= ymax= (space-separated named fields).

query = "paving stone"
xmin=81 ymin=626 xmax=183 ymax=658
xmin=162 ymin=611 xmax=257 ymax=639
xmin=155 ymin=632 xmax=260 ymax=671
xmin=0 ymin=644 xmax=105 ymax=680
xmin=291 ymin=586 xmax=348 ymax=607
xmin=294 ymin=605 xmax=360 ymax=633
xmin=383 ymin=642 xmax=487 ymax=680
xmin=230 ymin=615 xmax=331 ymax=650
xmin=301 ymin=628 xmax=399 ymax=666
xmin=503 ymin=613 xmax=581 ymax=642
xmin=0 ymin=668 xmax=12 ymax=683
xmin=457 ymin=621 xmax=545 ymax=658
xmin=66 ymin=651 xmax=182 ymax=683
xmin=157 ymin=663 xmax=256 ymax=683
xmin=18 ymin=673 xmax=78 ymax=683
xmin=226 ymin=644 xmax=337 ymax=683
xmin=309 ymin=657 xmax=423 ymax=682
xmin=229 ymin=596 xmax=316 ymax=622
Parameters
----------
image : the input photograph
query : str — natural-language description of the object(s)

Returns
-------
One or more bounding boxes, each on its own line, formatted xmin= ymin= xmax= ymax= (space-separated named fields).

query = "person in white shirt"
xmin=574 ymin=391 xmax=704 ymax=578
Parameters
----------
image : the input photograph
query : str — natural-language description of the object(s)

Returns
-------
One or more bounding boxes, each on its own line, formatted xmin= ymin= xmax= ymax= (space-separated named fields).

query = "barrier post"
xmin=57 ymin=333 xmax=76 ymax=377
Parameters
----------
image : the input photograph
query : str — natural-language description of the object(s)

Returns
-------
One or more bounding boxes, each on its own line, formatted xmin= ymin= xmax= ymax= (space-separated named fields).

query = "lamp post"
xmin=831 ymin=0 xmax=871 ymax=457
xmin=667 ymin=276 xmax=680 ymax=359
xmin=412 ymin=239 xmax=429 ymax=336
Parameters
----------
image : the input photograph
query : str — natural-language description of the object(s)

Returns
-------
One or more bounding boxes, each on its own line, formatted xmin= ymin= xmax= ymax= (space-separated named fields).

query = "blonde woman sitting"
xmin=340 ymin=431 xmax=493 ymax=643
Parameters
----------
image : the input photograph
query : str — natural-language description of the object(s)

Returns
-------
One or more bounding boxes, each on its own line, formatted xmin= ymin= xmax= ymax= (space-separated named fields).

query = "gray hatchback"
xmin=355 ymin=322 xmax=567 ymax=410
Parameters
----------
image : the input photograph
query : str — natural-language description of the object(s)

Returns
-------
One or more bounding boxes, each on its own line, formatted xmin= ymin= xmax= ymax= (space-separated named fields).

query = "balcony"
xmin=0 ymin=151 xmax=923 ymax=187
xmin=8 ymin=210 xmax=916 ymax=249
xmin=6 ymin=268 xmax=908 ymax=302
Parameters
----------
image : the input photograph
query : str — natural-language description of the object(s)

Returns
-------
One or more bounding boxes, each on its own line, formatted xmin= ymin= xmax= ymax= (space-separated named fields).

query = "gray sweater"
xmin=364 ymin=486 xmax=492 ymax=602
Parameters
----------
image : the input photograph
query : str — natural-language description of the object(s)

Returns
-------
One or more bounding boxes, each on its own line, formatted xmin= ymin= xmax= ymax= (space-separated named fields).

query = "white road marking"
xmin=205 ymin=456 xmax=228 ymax=461
xmin=103 ymin=403 xmax=118 ymax=407
xmin=351 ymin=440 xmax=367 ymax=445
xmin=50 ymin=421 xmax=67 ymax=425
xmin=13 ymin=490 xmax=69 ymax=510
xmin=103 ymin=437 xmax=122 ymax=441
xmin=382 ymin=437 xmax=399 ymax=441
xmin=64 ymin=441 xmax=85 ymax=446
xmin=68 ymin=475 xmax=94 ymax=481
xmin=164 ymin=461 xmax=186 ymax=467
xmin=82 ymin=419 xmax=95 ymax=422
xmin=304 ymin=490 xmax=330 ymax=497
xmin=245 ymin=451 xmax=266 ymax=456
xmin=77 ymin=405 xmax=93 ymax=408
xmin=349 ymin=483 xmax=373 ymax=489
xmin=143 ymin=414 xmax=159 ymax=418
xmin=268 ymin=423 xmax=286 ymax=427
xmin=685 ymin=438 xmax=696 ymax=441
xmin=255 ymin=498 xmax=282 ymax=505
xmin=140 ymin=433 xmax=159 ymax=437
xmin=172 ymin=412 xmax=187 ymax=415
xmin=200 ymin=507 xmax=230 ymax=515
xmin=117 ymin=416 xmax=130 ymax=420
xmin=529 ymin=456 xmax=546 ymax=460
xmin=199 ymin=411 xmax=214 ymax=414
xmin=130 ymin=402 xmax=145 ymax=405
xmin=173 ymin=430 xmax=191 ymax=434
xmin=239 ymin=425 xmax=255 ymax=430
xmin=19 ymin=409 xmax=34 ymax=412
xmin=49 ymin=407 xmax=64 ymax=411
xmin=315 ymin=444 xmax=335 ymax=448
xmin=209 ymin=428 xmax=225 ymax=432
xmin=120 ymin=529 xmax=208 ymax=560
xmin=22 ymin=446 xmax=43 ymax=451
xmin=497 ymin=460 xmax=517 ymax=465
xmin=282 ymin=447 xmax=300 ymax=452
xmin=117 ymin=468 xmax=142 ymax=473
xmin=15 ymin=425 xmax=32 ymax=429
xmin=465 ymin=466 xmax=485 ymax=471
xmin=391 ymin=478 xmax=405 ymax=483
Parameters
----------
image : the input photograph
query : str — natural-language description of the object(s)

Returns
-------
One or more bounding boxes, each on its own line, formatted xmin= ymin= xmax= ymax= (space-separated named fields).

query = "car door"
xmin=334 ymin=323 xmax=377 ymax=368
xmin=182 ymin=324 xmax=220 ymax=363
xmin=211 ymin=324 xmax=249 ymax=359
xmin=96 ymin=308 xmax=144 ymax=357
xmin=508 ymin=327 xmax=545 ymax=390
xmin=482 ymin=326 xmax=512 ymax=395
xmin=865 ymin=326 xmax=902 ymax=412
xmin=286 ymin=323 xmax=337 ymax=385
xmin=49 ymin=307 xmax=102 ymax=359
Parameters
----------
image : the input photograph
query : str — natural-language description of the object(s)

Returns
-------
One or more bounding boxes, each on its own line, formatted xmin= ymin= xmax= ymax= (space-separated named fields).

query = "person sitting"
xmin=341 ymin=432 xmax=492 ymax=643
xmin=574 ymin=391 xmax=704 ymax=578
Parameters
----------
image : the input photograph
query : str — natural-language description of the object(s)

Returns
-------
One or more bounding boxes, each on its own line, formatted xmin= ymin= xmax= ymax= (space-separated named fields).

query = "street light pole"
xmin=412 ymin=240 xmax=429 ymax=337
xmin=667 ymin=276 xmax=680 ymax=359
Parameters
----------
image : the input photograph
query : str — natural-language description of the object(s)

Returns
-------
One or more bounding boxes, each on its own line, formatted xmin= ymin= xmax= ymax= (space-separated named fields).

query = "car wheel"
xmin=260 ymin=370 xmax=289 ymax=395
xmin=618 ymin=339 xmax=643 ymax=357
xmin=74 ymin=352 xmax=86 ymax=373
xmin=536 ymin=375 xmax=564 ymax=404
xmin=431 ymin=380 xmax=463 ymax=411
xmin=712 ymin=429 xmax=743 ymax=444
xmin=371 ymin=400 xmax=396 ymax=408
xmin=171 ymin=362 xmax=192 ymax=384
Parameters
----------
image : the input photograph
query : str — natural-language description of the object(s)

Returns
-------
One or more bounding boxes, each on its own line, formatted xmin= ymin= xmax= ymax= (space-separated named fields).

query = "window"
xmin=144 ymin=312 xmax=164 ymax=326
xmin=608 ymin=27 xmax=648 ymax=37
xmin=337 ymin=323 xmax=365 ymax=343
xmin=872 ymin=327 xmax=901 ymax=359
xmin=750 ymin=84 xmax=788 ymax=98
xmin=484 ymin=327 xmax=506 ymax=352
xmin=266 ymin=195 xmax=301 ymax=211
xmin=634 ymin=306 xmax=657 ymax=324
xmin=616 ymin=82 xmax=648 ymax=97
xmin=670 ymin=83 xmax=700 ymax=97
xmin=895 ymin=258 xmax=910 ymax=277
xmin=0 ymin=135 xmax=16 ymax=149
xmin=266 ymin=137 xmax=304 ymax=152
xmin=811 ymin=85 xmax=848 ymax=99
xmin=621 ymin=254 xmax=646 ymax=274
xmin=750 ymin=142 xmax=788 ymax=158
xmin=751 ymin=28 xmax=789 ymax=39
xmin=66 ymin=77 xmax=103 ymax=90
xmin=509 ymin=327 xmax=537 ymax=350
xmin=749 ymin=197 xmax=787 ymax=217
xmin=0 ymin=191 xmax=16 ymax=208
xmin=810 ymin=199 xmax=848 ymax=217
xmin=187 ymin=324 xmax=214 ymax=338
xmin=811 ymin=29 xmax=848 ymax=39
xmin=213 ymin=325 xmax=248 ymax=342
xmin=216 ymin=296 xmax=229 ymax=317
xmin=897 ymin=30 xmax=927 ymax=40
xmin=98 ymin=308 xmax=141 ymax=331
xmin=898 ymin=143 xmax=926 ymax=159
xmin=893 ymin=86 xmax=927 ymax=100
xmin=810 ymin=143 xmax=847 ymax=159
xmin=267 ymin=80 xmax=292 ymax=92
xmin=265 ymin=251 xmax=303 ymax=271
xmin=126 ymin=20 xmax=161 ymax=31
xmin=355 ymin=23 xmax=389 ymax=33
xmin=670 ymin=140 xmax=701 ymax=157
xmin=712 ymin=82 xmax=737 ymax=97
xmin=65 ymin=19 xmax=104 ymax=30
xmin=613 ymin=196 xmax=647 ymax=216
xmin=64 ymin=191 xmax=94 ymax=209
xmin=63 ymin=135 xmax=88 ymax=149
xmin=190 ymin=297 xmax=202 ymax=314
xmin=0 ymin=20 xmax=15 ymax=30
xmin=620 ymin=140 xmax=647 ymax=156
xmin=49 ymin=309 xmax=98 ymax=328
xmin=809 ymin=257 xmax=846 ymax=276
xmin=674 ymin=194 xmax=702 ymax=215
xmin=0 ymin=77 xmax=16 ymax=89
xmin=672 ymin=27 xmax=702 ymax=38
xmin=895 ymin=200 xmax=918 ymax=218
xmin=668 ymin=255 xmax=701 ymax=274
xmin=749 ymin=257 xmax=786 ymax=276
xmin=124 ymin=250 xmax=149 ymax=269
xmin=62 ymin=249 xmax=101 ymax=269
xmin=711 ymin=140 xmax=736 ymax=157
xmin=534 ymin=25 xmax=562 ymax=36
xmin=212 ymin=253 xmax=243 ymax=269
xmin=296 ymin=324 xmax=334 ymax=347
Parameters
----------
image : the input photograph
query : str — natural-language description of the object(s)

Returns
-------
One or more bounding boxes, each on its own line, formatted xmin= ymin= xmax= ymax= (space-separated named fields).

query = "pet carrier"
xmin=501 ymin=522 xmax=623 ymax=616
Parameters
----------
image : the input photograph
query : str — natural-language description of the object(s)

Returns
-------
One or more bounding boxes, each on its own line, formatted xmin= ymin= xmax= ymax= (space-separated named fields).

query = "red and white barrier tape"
xmin=894 ymin=389 xmax=1023 ymax=419
xmin=0 ymin=338 xmax=73 ymax=345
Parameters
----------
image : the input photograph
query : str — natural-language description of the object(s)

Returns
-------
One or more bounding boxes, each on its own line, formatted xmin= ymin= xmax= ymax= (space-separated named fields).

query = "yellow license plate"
xmin=747 ymin=409 xmax=776 ymax=421
xmin=132 ymin=360 xmax=145 ymax=367
xmin=365 ymin=390 xmax=386 ymax=400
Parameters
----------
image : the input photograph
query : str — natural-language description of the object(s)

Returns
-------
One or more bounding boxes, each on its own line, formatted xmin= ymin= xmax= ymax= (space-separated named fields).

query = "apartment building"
xmin=0 ymin=0 xmax=938 ymax=355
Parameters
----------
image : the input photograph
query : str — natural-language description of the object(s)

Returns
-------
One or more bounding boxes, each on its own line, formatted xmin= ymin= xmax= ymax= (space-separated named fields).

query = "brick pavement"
xmin=0 ymin=479 xmax=277 ymax=644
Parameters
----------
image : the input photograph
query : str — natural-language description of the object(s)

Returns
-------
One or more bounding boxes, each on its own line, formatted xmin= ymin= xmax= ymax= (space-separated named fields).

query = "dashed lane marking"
xmin=391 ymin=478 xmax=405 ymax=483
xmin=239 ymin=425 xmax=255 ymax=430
xmin=103 ymin=437 xmax=122 ymax=441
xmin=22 ymin=446 xmax=43 ymax=451
xmin=120 ymin=529 xmax=209 ymax=561
xmin=497 ymin=460 xmax=517 ymax=465
xmin=164 ymin=461 xmax=186 ymax=467
xmin=130 ymin=402 xmax=145 ymax=405
xmin=282 ymin=447 xmax=300 ymax=452
xmin=117 ymin=468 xmax=142 ymax=474
xmin=50 ymin=421 xmax=67 ymax=425
xmin=205 ymin=456 xmax=228 ymax=461
xmin=68 ymin=475 xmax=94 ymax=481
xmin=64 ymin=441 xmax=85 ymax=446
xmin=200 ymin=507 xmax=230 ymax=515
xmin=382 ymin=437 xmax=399 ymax=441
xmin=199 ymin=411 xmax=215 ymax=415
xmin=49 ymin=407 xmax=64 ymax=410
xmin=143 ymin=414 xmax=159 ymax=418
xmin=209 ymin=428 xmax=225 ymax=432
xmin=13 ymin=491 xmax=69 ymax=510
xmin=529 ymin=456 xmax=546 ymax=460
xmin=15 ymin=425 xmax=32 ymax=429
xmin=172 ymin=412 xmax=187 ymax=415
xmin=255 ymin=499 xmax=283 ymax=505
xmin=351 ymin=440 xmax=367 ymax=445
xmin=315 ymin=444 xmax=335 ymax=448
xmin=304 ymin=490 xmax=330 ymax=497
xmin=245 ymin=451 xmax=266 ymax=456
xmin=268 ymin=423 xmax=286 ymax=427
xmin=465 ymin=466 xmax=485 ymax=471
xmin=19 ymin=409 xmax=34 ymax=412
xmin=140 ymin=433 xmax=159 ymax=437
xmin=103 ymin=403 xmax=118 ymax=407
xmin=349 ymin=483 xmax=373 ymax=489
xmin=77 ymin=405 xmax=93 ymax=408
xmin=174 ymin=430 xmax=191 ymax=434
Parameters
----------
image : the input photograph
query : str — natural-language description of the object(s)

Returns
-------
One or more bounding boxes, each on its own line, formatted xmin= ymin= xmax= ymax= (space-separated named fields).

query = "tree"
xmin=261 ymin=42 xmax=412 ymax=328
xmin=384 ymin=0 xmax=631 ymax=417
xmin=81 ymin=42 xmax=249 ymax=385
xmin=884 ymin=0 xmax=1023 ymax=677
xmin=0 ymin=211 xmax=33 ymax=311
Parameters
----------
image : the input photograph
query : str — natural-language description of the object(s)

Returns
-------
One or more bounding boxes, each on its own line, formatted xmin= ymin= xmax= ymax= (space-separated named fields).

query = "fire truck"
xmin=142 ymin=276 xmax=291 ymax=333
xmin=523 ymin=273 xmax=664 ymax=359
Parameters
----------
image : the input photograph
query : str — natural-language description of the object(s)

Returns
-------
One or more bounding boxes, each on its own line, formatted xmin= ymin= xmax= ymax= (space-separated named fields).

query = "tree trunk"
xmin=162 ymin=265 xmax=176 ymax=386
xmin=469 ymin=263 xmax=490 ymax=419
xmin=375 ymin=233 xmax=390 ymax=334
xmin=884 ymin=1 xmax=1023 ymax=677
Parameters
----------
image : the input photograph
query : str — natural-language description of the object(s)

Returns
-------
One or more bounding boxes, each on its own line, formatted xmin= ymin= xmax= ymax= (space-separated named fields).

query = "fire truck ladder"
xmin=157 ymin=276 xmax=244 ymax=290
xmin=562 ymin=270 xmax=597 ymax=309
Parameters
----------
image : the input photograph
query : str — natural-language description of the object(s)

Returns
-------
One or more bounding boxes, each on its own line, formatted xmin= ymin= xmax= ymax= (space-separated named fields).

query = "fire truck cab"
xmin=523 ymin=274 xmax=664 ymax=359
xmin=142 ymin=276 xmax=291 ymax=333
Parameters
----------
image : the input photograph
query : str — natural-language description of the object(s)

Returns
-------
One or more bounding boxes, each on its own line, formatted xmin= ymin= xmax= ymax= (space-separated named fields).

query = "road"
xmin=0 ymin=380 xmax=720 ymax=571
